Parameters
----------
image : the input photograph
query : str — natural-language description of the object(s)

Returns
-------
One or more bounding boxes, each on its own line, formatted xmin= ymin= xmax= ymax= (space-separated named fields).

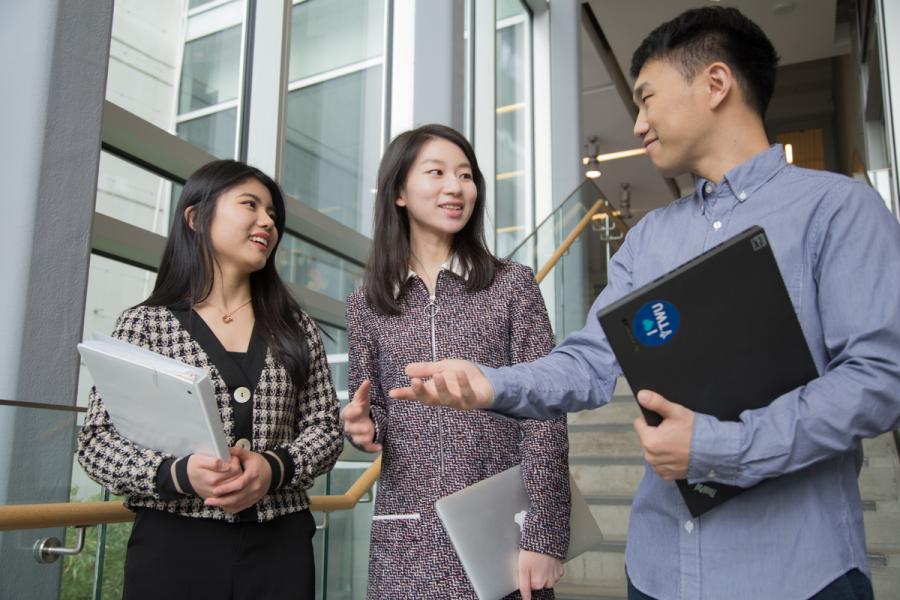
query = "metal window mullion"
xmin=473 ymin=0 xmax=496 ymax=252
xmin=175 ymin=99 xmax=240 ymax=123
xmin=244 ymin=0 xmax=291 ymax=180
xmin=287 ymin=56 xmax=384 ymax=92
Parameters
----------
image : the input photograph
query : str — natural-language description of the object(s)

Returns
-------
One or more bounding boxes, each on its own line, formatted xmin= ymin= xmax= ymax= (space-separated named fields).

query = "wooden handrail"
xmin=535 ymin=198 xmax=607 ymax=283
xmin=0 ymin=457 xmax=382 ymax=532
xmin=0 ymin=197 xmax=620 ymax=534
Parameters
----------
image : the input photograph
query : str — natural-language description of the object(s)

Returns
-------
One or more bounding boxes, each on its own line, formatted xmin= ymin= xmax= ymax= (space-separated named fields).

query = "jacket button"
xmin=235 ymin=438 xmax=252 ymax=450
xmin=234 ymin=386 xmax=252 ymax=403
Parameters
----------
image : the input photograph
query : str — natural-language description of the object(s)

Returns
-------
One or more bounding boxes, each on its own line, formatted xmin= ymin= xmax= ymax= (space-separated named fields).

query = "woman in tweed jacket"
xmin=341 ymin=125 xmax=570 ymax=599
xmin=77 ymin=160 xmax=342 ymax=599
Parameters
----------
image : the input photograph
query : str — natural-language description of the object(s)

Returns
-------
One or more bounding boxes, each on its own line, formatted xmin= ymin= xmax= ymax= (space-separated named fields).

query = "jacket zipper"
xmin=423 ymin=283 xmax=444 ymax=478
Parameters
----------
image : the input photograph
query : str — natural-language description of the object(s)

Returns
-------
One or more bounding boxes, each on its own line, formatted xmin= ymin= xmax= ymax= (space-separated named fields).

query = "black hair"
xmin=142 ymin=159 xmax=309 ymax=387
xmin=365 ymin=124 xmax=500 ymax=315
xmin=630 ymin=6 xmax=780 ymax=118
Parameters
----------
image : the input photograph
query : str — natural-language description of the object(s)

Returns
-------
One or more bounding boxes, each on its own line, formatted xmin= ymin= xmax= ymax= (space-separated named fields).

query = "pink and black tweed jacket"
xmin=77 ymin=305 xmax=343 ymax=522
xmin=347 ymin=260 xmax=570 ymax=599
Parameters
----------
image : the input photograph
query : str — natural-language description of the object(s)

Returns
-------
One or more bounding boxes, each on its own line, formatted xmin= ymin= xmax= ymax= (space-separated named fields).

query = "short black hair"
xmin=630 ymin=6 xmax=779 ymax=118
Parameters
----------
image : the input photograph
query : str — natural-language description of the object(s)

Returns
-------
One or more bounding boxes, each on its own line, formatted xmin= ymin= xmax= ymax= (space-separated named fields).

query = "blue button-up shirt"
xmin=483 ymin=145 xmax=900 ymax=599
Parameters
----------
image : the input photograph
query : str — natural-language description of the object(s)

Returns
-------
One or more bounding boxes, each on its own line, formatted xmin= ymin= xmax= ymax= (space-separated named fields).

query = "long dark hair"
xmin=366 ymin=124 xmax=500 ymax=315
xmin=142 ymin=160 xmax=309 ymax=387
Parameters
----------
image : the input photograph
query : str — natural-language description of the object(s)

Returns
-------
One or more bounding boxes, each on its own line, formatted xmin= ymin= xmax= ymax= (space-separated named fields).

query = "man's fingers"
xmin=637 ymin=389 xmax=679 ymax=418
xmin=405 ymin=362 xmax=442 ymax=379
xmin=456 ymin=371 xmax=477 ymax=408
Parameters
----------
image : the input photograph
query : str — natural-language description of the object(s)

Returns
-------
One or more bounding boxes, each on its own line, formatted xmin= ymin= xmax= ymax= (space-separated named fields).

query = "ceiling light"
xmin=784 ymin=143 xmax=794 ymax=164
xmin=596 ymin=147 xmax=647 ymax=163
xmin=583 ymin=136 xmax=602 ymax=179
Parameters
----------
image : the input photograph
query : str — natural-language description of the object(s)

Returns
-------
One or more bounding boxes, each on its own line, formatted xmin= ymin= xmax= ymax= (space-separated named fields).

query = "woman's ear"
xmin=395 ymin=191 xmax=407 ymax=208
xmin=184 ymin=205 xmax=197 ymax=231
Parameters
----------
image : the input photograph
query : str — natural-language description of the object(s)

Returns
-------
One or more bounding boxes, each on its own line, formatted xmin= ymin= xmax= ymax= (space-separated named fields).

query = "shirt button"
xmin=684 ymin=520 xmax=694 ymax=533
xmin=234 ymin=386 xmax=252 ymax=403
xmin=235 ymin=438 xmax=252 ymax=450
xmin=713 ymin=220 xmax=722 ymax=230
xmin=738 ymin=191 xmax=747 ymax=201
xmin=707 ymin=469 xmax=717 ymax=479
xmin=703 ymin=182 xmax=713 ymax=195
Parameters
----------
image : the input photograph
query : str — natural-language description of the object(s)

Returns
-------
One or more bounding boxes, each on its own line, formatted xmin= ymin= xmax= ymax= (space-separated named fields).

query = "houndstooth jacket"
xmin=347 ymin=260 xmax=570 ymax=600
xmin=77 ymin=305 xmax=343 ymax=522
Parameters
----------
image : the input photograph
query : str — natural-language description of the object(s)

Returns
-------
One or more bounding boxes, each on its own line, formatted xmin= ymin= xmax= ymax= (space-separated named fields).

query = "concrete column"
xmin=0 ymin=0 xmax=113 ymax=597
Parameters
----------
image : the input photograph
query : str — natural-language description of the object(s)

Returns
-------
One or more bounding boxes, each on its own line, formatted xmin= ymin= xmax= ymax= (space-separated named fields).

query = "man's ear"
xmin=184 ymin=205 xmax=197 ymax=231
xmin=705 ymin=62 xmax=734 ymax=111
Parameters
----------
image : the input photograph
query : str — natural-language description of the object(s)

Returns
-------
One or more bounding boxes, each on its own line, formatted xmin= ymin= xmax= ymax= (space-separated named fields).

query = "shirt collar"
xmin=695 ymin=144 xmax=789 ymax=212
xmin=393 ymin=254 xmax=469 ymax=298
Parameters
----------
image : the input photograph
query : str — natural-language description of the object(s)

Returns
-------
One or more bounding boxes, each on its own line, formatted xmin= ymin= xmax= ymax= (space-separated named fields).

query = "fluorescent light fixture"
xmin=585 ymin=168 xmax=601 ymax=179
xmin=784 ymin=143 xmax=794 ymax=164
xmin=595 ymin=148 xmax=647 ymax=162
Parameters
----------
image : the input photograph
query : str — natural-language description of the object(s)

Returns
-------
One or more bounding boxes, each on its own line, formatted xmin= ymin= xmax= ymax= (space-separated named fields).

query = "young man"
xmin=384 ymin=7 xmax=900 ymax=600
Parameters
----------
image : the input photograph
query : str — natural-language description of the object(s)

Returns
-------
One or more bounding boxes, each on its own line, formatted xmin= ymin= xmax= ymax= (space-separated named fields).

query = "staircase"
xmin=556 ymin=378 xmax=900 ymax=599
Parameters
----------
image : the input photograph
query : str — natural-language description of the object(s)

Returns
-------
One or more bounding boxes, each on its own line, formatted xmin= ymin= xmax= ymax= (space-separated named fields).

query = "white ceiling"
xmin=580 ymin=0 xmax=850 ymax=223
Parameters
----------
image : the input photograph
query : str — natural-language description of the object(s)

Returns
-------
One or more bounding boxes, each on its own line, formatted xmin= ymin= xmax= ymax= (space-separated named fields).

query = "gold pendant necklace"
xmin=209 ymin=298 xmax=252 ymax=324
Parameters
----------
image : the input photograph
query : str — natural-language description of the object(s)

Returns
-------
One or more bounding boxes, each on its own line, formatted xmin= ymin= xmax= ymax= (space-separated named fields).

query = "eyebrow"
xmin=420 ymin=158 xmax=472 ymax=169
xmin=632 ymin=82 xmax=649 ymax=103
xmin=238 ymin=193 xmax=276 ymax=212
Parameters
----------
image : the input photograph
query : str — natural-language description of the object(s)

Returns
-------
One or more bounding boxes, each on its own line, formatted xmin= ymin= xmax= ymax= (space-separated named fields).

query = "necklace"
xmin=203 ymin=298 xmax=252 ymax=324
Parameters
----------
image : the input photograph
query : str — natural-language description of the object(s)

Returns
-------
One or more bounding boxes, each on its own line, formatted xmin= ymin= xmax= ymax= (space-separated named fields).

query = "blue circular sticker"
xmin=633 ymin=300 xmax=680 ymax=347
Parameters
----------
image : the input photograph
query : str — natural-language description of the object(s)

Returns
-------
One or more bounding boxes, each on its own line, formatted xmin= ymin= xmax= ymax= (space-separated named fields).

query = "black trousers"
xmin=123 ymin=508 xmax=316 ymax=600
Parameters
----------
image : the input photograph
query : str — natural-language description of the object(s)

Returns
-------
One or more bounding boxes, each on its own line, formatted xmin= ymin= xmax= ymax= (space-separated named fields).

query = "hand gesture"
xmin=633 ymin=390 xmax=694 ymax=480
xmin=186 ymin=453 xmax=243 ymax=499
xmin=517 ymin=550 xmax=565 ymax=600
xmin=203 ymin=446 xmax=273 ymax=513
xmin=340 ymin=379 xmax=382 ymax=452
xmin=389 ymin=360 xmax=493 ymax=410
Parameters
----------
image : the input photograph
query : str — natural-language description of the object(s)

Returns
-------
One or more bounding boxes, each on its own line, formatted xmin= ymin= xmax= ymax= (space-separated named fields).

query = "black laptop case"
xmin=597 ymin=226 xmax=818 ymax=516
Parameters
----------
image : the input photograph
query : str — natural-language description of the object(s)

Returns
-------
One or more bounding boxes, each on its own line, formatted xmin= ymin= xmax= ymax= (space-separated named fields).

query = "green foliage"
xmin=59 ymin=493 xmax=131 ymax=600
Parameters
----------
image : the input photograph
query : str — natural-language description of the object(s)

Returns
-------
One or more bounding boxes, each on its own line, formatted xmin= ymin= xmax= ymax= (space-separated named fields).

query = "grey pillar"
xmin=0 ymin=0 xmax=113 ymax=597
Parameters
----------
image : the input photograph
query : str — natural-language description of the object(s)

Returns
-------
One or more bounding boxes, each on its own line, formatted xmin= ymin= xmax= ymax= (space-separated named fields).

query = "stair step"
xmin=570 ymin=430 xmax=642 ymax=457
xmin=864 ymin=502 xmax=900 ymax=554
xmin=568 ymin=400 xmax=640 ymax=426
xmin=863 ymin=433 xmax=898 ymax=458
xmin=555 ymin=583 xmax=627 ymax=599
xmin=871 ymin=552 xmax=900 ymax=600
xmin=571 ymin=461 xmax=644 ymax=496
xmin=560 ymin=539 xmax=627 ymax=590
xmin=860 ymin=455 xmax=900 ymax=502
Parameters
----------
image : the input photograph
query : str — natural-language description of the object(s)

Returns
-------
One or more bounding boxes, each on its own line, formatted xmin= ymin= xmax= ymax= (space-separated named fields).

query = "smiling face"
xmin=200 ymin=177 xmax=279 ymax=276
xmin=396 ymin=137 xmax=477 ymax=243
xmin=632 ymin=58 xmax=713 ymax=178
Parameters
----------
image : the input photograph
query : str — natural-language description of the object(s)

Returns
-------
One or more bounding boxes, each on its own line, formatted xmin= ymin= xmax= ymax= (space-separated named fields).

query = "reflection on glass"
xmin=105 ymin=1 xmax=185 ymax=128
xmin=322 ymin=464 xmax=375 ymax=600
xmin=318 ymin=322 xmax=349 ymax=404
xmin=176 ymin=108 xmax=238 ymax=158
xmin=283 ymin=68 xmax=382 ymax=234
xmin=290 ymin=0 xmax=385 ymax=82
xmin=495 ymin=0 xmax=532 ymax=258
xmin=95 ymin=151 xmax=175 ymax=236
xmin=276 ymin=234 xmax=364 ymax=305
xmin=179 ymin=26 xmax=242 ymax=113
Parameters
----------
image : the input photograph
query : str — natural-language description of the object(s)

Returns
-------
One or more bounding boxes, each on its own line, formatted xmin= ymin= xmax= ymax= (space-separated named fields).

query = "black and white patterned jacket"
xmin=77 ymin=305 xmax=343 ymax=522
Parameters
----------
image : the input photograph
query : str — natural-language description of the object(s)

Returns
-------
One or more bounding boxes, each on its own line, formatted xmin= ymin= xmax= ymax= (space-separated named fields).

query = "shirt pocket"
xmin=370 ymin=514 xmax=423 ymax=542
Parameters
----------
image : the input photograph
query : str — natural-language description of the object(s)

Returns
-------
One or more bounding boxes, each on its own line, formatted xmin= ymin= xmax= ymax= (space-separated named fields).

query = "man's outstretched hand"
xmin=389 ymin=359 xmax=494 ymax=410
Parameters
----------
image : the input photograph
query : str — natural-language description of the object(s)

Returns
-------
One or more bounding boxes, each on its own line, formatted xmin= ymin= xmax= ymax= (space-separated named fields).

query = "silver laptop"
xmin=435 ymin=465 xmax=604 ymax=600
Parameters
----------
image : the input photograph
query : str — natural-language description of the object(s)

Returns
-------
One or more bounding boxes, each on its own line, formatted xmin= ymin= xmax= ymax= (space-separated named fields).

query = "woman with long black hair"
xmin=341 ymin=124 xmax=570 ymax=599
xmin=78 ymin=160 xmax=342 ymax=599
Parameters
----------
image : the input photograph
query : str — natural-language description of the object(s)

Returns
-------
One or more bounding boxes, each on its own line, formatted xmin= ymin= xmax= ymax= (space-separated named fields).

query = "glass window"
xmin=276 ymin=233 xmax=364 ymax=305
xmin=95 ymin=151 xmax=176 ymax=236
xmin=176 ymin=107 xmax=238 ymax=158
xmin=179 ymin=25 xmax=242 ymax=113
xmin=283 ymin=68 xmax=383 ymax=234
xmin=495 ymin=0 xmax=533 ymax=258
xmin=289 ymin=0 xmax=385 ymax=82
xmin=284 ymin=0 xmax=387 ymax=236
xmin=318 ymin=322 xmax=349 ymax=403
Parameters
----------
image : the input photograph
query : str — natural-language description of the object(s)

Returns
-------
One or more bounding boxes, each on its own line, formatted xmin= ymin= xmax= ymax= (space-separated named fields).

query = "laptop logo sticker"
xmin=633 ymin=301 xmax=680 ymax=346
xmin=751 ymin=232 xmax=768 ymax=251
xmin=514 ymin=510 xmax=527 ymax=534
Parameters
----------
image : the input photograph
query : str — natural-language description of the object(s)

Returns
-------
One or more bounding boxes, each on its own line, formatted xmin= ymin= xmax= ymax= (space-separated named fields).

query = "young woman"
xmin=78 ymin=160 xmax=342 ymax=599
xmin=341 ymin=124 xmax=570 ymax=599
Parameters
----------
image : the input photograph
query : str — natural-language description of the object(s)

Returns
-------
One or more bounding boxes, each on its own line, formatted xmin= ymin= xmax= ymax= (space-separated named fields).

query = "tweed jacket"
xmin=347 ymin=260 xmax=570 ymax=599
xmin=77 ymin=305 xmax=343 ymax=522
